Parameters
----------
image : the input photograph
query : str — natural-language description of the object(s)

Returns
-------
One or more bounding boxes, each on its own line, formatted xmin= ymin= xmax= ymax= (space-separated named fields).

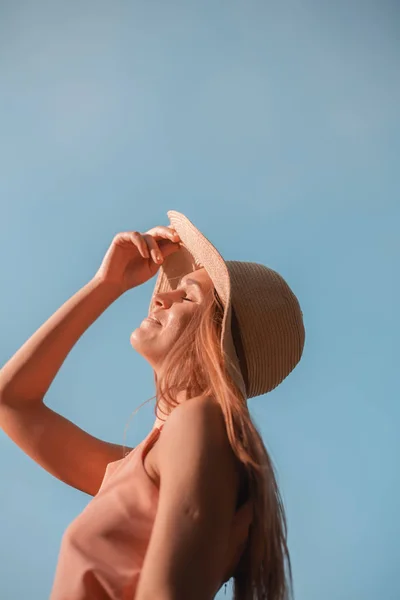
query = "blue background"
xmin=1 ymin=2 xmax=399 ymax=598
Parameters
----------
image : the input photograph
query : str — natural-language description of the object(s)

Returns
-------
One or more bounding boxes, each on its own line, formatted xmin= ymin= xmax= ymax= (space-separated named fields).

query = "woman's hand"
xmin=95 ymin=226 xmax=181 ymax=294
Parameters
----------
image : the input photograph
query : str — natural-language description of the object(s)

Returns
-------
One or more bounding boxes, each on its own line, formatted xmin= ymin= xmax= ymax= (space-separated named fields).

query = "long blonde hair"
xmin=126 ymin=286 xmax=293 ymax=599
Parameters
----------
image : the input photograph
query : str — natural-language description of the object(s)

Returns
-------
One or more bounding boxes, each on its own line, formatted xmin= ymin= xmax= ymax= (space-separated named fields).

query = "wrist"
xmin=90 ymin=274 xmax=126 ymax=300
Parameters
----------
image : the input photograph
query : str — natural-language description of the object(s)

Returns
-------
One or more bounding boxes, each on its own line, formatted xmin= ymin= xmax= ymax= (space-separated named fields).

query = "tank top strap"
xmin=141 ymin=424 xmax=164 ymax=461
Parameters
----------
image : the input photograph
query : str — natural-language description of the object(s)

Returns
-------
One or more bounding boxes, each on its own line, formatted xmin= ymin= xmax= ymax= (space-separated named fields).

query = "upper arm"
xmin=136 ymin=397 xmax=239 ymax=600
xmin=0 ymin=400 xmax=133 ymax=496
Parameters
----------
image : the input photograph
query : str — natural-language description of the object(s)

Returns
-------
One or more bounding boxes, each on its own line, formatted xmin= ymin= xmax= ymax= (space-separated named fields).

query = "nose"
xmin=153 ymin=290 xmax=181 ymax=309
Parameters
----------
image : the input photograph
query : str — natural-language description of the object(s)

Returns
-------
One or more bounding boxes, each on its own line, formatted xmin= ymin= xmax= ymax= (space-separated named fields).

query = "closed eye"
xmin=182 ymin=296 xmax=193 ymax=302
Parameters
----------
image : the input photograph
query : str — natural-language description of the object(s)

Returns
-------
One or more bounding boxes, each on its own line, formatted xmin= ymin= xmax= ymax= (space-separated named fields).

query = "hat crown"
xmin=226 ymin=260 xmax=305 ymax=397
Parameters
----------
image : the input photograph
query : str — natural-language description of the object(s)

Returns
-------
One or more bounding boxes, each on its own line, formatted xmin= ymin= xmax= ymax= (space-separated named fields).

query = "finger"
xmin=159 ymin=240 xmax=181 ymax=259
xmin=146 ymin=225 xmax=181 ymax=243
xmin=143 ymin=234 xmax=163 ymax=264
xmin=129 ymin=231 xmax=150 ymax=259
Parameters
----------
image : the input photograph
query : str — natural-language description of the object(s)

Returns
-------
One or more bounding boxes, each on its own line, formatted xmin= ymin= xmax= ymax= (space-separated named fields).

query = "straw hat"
xmin=148 ymin=210 xmax=305 ymax=400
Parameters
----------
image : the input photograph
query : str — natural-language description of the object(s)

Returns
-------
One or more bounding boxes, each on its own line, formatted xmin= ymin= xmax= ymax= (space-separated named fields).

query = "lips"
xmin=146 ymin=316 xmax=161 ymax=325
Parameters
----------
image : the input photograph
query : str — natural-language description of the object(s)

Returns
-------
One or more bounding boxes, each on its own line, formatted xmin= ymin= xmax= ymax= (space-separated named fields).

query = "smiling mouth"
xmin=146 ymin=316 xmax=161 ymax=325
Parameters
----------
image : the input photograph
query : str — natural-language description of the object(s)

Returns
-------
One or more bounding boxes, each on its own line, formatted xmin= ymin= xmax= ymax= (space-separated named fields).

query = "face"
xmin=130 ymin=267 xmax=214 ymax=373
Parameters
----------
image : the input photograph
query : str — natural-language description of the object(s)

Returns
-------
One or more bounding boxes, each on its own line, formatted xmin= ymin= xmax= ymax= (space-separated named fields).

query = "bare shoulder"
xmin=149 ymin=396 xmax=232 ymax=487
xmin=163 ymin=395 xmax=227 ymax=444
xmin=155 ymin=395 xmax=240 ymax=496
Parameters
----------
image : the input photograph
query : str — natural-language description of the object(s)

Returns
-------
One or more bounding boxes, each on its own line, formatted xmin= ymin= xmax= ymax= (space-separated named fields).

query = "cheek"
xmin=164 ymin=321 xmax=185 ymax=342
xmin=165 ymin=308 xmax=194 ymax=335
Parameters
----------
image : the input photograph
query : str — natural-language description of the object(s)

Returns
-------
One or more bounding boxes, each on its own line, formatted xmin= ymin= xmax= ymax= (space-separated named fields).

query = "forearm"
xmin=0 ymin=276 xmax=123 ymax=405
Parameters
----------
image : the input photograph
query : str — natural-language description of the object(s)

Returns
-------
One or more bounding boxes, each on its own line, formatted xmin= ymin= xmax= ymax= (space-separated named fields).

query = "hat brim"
xmin=148 ymin=210 xmax=247 ymax=399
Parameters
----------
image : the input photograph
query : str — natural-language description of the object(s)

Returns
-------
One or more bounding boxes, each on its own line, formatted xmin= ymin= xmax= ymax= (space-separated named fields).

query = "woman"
xmin=0 ymin=210 xmax=305 ymax=599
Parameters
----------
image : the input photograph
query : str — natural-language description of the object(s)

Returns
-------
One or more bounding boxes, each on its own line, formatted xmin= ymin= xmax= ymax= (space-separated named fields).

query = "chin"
xmin=130 ymin=329 xmax=158 ymax=364
xmin=130 ymin=328 xmax=144 ymax=350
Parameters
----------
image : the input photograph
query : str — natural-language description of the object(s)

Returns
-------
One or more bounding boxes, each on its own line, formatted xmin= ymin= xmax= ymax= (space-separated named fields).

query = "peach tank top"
xmin=50 ymin=425 xmax=165 ymax=600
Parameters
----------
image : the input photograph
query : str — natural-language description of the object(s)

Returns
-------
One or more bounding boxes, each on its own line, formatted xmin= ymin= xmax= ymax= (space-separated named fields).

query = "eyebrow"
xmin=180 ymin=278 xmax=202 ymax=292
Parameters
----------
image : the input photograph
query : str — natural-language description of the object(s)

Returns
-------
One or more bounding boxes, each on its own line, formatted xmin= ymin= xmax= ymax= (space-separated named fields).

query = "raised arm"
xmin=0 ymin=225 xmax=181 ymax=496
xmin=0 ymin=277 xmax=130 ymax=496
